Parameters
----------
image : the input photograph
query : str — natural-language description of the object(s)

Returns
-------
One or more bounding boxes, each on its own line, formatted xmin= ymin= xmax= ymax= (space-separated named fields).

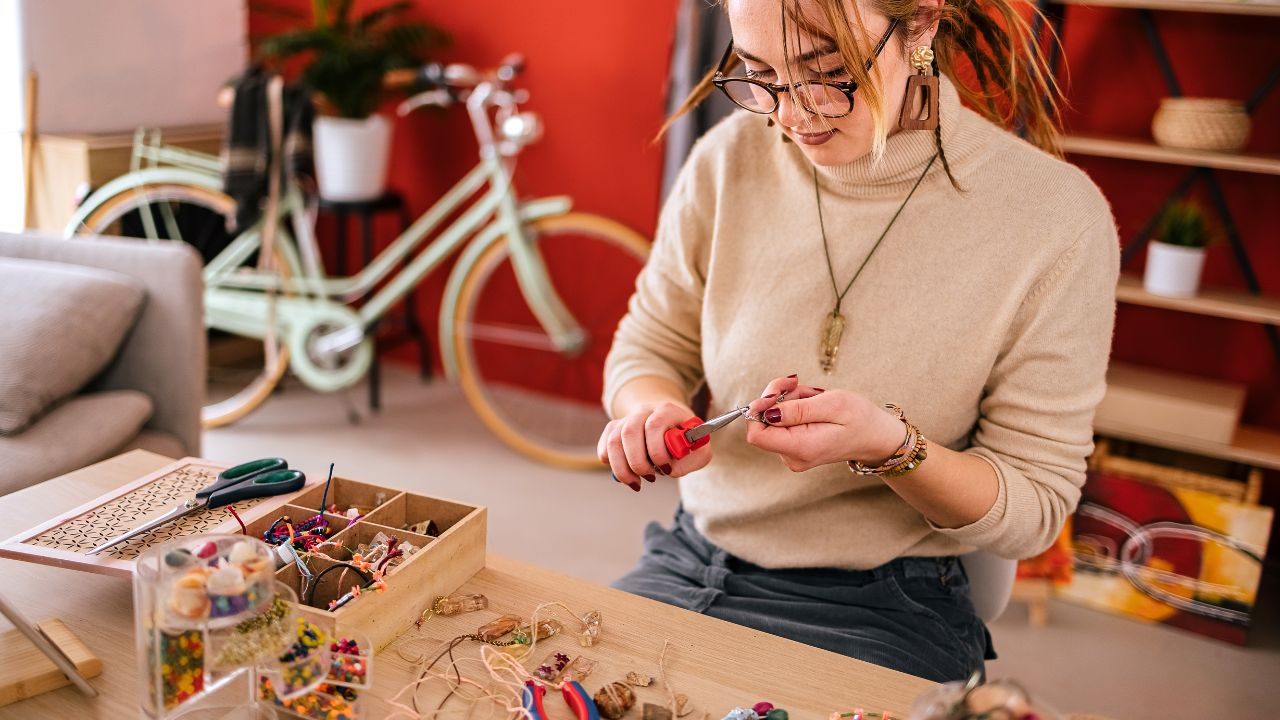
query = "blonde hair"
xmin=666 ymin=0 xmax=1065 ymax=170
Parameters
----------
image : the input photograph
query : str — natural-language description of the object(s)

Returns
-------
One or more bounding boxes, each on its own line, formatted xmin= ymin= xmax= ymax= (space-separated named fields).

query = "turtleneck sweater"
xmin=604 ymin=76 xmax=1119 ymax=569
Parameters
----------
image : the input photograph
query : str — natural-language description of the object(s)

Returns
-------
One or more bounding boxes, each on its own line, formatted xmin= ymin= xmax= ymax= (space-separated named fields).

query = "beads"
xmin=157 ymin=629 xmax=204 ymax=709
xmin=594 ymin=682 xmax=637 ymax=720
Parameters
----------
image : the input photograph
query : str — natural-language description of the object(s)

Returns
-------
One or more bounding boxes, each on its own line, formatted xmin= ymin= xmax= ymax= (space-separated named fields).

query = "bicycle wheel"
xmin=452 ymin=212 xmax=649 ymax=469
xmin=75 ymin=183 xmax=290 ymax=428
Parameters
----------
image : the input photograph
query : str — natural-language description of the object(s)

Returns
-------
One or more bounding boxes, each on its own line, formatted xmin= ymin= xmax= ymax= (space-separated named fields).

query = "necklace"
xmin=815 ymin=152 xmax=938 ymax=372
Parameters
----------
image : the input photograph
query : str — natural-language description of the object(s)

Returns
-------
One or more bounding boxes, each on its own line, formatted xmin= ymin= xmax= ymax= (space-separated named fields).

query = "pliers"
xmin=523 ymin=680 xmax=599 ymax=720
xmin=663 ymin=405 xmax=750 ymax=459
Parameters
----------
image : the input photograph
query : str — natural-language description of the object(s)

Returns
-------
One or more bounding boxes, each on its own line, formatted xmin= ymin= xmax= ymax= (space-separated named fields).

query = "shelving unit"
xmin=1116 ymin=275 xmax=1280 ymax=325
xmin=1055 ymin=0 xmax=1280 ymax=17
xmin=1061 ymin=134 xmax=1280 ymax=175
xmin=1092 ymin=416 xmax=1280 ymax=471
xmin=1040 ymin=1 xmax=1280 ymax=467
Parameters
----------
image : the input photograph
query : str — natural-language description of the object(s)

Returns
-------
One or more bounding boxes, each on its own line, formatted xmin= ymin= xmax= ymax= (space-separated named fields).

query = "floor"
xmin=205 ymin=366 xmax=1280 ymax=720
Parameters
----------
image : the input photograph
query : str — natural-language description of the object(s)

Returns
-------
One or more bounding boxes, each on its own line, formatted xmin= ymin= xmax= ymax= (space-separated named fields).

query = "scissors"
xmin=523 ymin=679 xmax=599 ymax=720
xmin=88 ymin=457 xmax=305 ymax=555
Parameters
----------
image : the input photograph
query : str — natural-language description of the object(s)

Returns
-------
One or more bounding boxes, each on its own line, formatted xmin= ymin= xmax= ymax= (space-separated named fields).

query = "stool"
xmin=317 ymin=191 xmax=432 ymax=412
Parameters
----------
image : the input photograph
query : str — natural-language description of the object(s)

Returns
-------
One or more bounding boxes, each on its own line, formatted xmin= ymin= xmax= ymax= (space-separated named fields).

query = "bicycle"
xmin=66 ymin=57 xmax=649 ymax=470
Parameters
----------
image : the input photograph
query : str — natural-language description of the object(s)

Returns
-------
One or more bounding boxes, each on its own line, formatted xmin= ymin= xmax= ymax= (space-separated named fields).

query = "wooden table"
xmin=0 ymin=451 xmax=935 ymax=719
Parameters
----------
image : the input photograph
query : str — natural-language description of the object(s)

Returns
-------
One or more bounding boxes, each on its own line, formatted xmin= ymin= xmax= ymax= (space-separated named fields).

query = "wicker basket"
xmin=1151 ymin=97 xmax=1251 ymax=152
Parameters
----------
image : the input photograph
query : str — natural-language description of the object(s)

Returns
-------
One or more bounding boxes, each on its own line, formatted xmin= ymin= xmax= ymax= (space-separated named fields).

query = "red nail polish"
xmin=765 ymin=408 xmax=782 ymax=424
xmin=644 ymin=474 xmax=656 ymax=483
xmin=786 ymin=374 xmax=798 ymax=379
xmin=660 ymin=464 xmax=672 ymax=474
xmin=762 ymin=393 xmax=777 ymax=399
xmin=631 ymin=483 xmax=641 ymax=492
xmin=813 ymin=387 xmax=826 ymax=393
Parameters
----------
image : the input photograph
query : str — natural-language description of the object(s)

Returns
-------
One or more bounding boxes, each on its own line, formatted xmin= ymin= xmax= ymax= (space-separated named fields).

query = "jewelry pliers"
xmin=523 ymin=679 xmax=599 ymax=720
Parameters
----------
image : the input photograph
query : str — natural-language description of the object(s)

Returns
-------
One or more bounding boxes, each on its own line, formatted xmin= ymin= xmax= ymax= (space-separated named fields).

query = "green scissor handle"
xmin=206 ymin=469 xmax=305 ymax=509
xmin=197 ymin=457 xmax=288 ymax=500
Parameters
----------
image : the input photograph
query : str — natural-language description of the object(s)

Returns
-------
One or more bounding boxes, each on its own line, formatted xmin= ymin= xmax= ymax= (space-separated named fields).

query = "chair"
xmin=959 ymin=551 xmax=1017 ymax=622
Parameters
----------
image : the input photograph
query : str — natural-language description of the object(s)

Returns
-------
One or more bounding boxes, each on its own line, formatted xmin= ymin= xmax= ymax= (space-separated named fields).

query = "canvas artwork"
xmin=1058 ymin=470 xmax=1272 ymax=645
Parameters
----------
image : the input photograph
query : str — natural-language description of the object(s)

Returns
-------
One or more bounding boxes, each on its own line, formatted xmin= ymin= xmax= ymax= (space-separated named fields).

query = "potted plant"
xmin=256 ymin=0 xmax=448 ymax=201
xmin=1144 ymin=200 xmax=1214 ymax=298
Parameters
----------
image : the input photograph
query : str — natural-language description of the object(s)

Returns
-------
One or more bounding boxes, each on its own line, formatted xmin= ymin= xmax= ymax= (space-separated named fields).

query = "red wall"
xmin=248 ymin=0 xmax=679 ymax=372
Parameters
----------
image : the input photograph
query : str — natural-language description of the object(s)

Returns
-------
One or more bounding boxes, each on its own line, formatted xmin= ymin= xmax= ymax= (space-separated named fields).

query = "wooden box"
xmin=1095 ymin=362 xmax=1246 ymax=445
xmin=0 ymin=458 xmax=486 ymax=652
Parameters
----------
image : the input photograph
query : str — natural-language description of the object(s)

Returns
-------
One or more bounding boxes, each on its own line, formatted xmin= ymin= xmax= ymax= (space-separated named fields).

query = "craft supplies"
xmin=561 ymin=656 xmax=598 ymax=683
xmin=156 ymin=629 xmax=204 ymax=710
xmin=89 ymin=457 xmax=304 ymax=555
xmin=579 ymin=610 xmax=602 ymax=647
xmin=265 ymin=514 xmax=333 ymax=551
xmin=908 ymin=672 xmax=1044 ymax=720
xmin=404 ymin=519 xmax=439 ymax=536
xmin=272 ymin=617 xmax=331 ymax=698
xmin=594 ymin=682 xmax=636 ymax=720
xmin=476 ymin=614 xmax=522 ymax=643
xmin=523 ymin=679 xmax=600 ymax=720
xmin=210 ymin=594 xmax=294 ymax=667
xmin=162 ymin=538 xmax=274 ymax=624
xmin=625 ymin=672 xmax=654 ymax=687
xmin=534 ymin=651 xmax=571 ymax=681
xmin=513 ymin=619 xmax=563 ymax=644
xmin=429 ymin=592 xmax=488 ymax=621
xmin=645 ymin=704 xmax=675 ymax=720
xmin=260 ymin=676 xmax=360 ymax=720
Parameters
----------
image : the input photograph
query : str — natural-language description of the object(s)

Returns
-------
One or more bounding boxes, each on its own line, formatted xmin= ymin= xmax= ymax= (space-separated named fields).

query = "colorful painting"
xmin=1057 ymin=470 xmax=1272 ymax=645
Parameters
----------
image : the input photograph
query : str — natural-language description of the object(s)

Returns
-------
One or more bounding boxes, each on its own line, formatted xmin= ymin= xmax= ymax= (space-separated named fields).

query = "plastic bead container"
xmin=134 ymin=533 xmax=297 ymax=719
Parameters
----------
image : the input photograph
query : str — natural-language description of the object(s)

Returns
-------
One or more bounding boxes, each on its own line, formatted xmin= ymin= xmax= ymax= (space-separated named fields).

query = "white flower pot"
xmin=313 ymin=115 xmax=392 ymax=202
xmin=1144 ymin=240 xmax=1207 ymax=298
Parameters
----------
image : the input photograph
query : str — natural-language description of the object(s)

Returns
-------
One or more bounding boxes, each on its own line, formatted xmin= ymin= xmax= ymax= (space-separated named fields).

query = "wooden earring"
xmin=899 ymin=46 xmax=939 ymax=131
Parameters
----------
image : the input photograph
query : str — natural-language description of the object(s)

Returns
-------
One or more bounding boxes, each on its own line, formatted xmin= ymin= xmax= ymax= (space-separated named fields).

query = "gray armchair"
xmin=0 ymin=232 xmax=204 ymax=492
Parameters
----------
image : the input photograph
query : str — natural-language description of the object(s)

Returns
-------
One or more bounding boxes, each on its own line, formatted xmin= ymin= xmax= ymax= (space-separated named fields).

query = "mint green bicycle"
xmin=66 ymin=58 xmax=649 ymax=469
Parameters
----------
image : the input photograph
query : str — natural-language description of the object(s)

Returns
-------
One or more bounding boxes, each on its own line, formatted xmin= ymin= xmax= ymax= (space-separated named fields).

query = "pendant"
xmin=819 ymin=310 xmax=846 ymax=373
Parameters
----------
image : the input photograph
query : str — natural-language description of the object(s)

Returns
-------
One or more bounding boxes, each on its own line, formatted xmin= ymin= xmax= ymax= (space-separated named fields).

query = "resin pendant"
xmin=819 ymin=310 xmax=846 ymax=373
xmin=512 ymin=619 xmax=562 ymax=644
xmin=560 ymin=655 xmax=598 ymax=683
xmin=434 ymin=592 xmax=488 ymax=616
xmin=475 ymin=614 xmax=521 ymax=642
xmin=578 ymin=610 xmax=602 ymax=647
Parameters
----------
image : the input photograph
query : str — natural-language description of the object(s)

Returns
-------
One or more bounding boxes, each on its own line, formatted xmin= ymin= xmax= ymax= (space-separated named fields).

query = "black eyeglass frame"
xmin=712 ymin=18 xmax=901 ymax=118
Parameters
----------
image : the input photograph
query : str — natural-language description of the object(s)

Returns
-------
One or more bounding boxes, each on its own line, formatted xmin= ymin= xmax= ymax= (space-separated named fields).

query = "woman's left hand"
xmin=744 ymin=375 xmax=907 ymax=473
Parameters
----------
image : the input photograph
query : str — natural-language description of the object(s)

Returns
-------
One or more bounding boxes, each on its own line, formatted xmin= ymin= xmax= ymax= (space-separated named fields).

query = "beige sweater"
xmin=604 ymin=77 xmax=1119 ymax=569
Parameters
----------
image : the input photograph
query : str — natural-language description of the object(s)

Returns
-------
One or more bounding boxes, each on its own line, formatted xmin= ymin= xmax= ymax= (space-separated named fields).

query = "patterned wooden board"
xmin=22 ymin=463 xmax=270 ymax=560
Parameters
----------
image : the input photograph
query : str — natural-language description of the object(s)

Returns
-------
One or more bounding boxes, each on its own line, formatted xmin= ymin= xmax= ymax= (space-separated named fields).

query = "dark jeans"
xmin=613 ymin=509 xmax=995 ymax=683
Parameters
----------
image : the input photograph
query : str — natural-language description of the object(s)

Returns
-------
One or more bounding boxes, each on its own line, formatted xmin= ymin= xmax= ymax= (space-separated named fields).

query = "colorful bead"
xmin=753 ymin=703 xmax=774 ymax=716
xmin=766 ymin=710 xmax=788 ymax=720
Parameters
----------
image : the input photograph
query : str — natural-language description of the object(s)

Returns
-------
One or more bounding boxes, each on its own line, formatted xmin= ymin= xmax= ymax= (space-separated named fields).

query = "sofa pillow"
xmin=0 ymin=390 xmax=153 ymax=496
xmin=0 ymin=257 xmax=145 ymax=434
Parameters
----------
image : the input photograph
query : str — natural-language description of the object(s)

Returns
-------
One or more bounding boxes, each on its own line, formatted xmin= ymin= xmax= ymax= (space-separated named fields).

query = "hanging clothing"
xmin=221 ymin=65 xmax=315 ymax=232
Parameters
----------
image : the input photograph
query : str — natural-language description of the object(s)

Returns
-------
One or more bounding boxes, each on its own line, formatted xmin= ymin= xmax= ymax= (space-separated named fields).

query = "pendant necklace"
xmin=816 ymin=152 xmax=938 ymax=373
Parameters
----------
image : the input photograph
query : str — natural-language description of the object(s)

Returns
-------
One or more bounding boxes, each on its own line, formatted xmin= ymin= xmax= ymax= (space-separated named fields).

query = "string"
xmin=226 ymin=505 xmax=247 ymax=535
xmin=658 ymin=639 xmax=678 ymax=716
xmin=817 ymin=152 xmax=938 ymax=313
xmin=319 ymin=462 xmax=335 ymax=513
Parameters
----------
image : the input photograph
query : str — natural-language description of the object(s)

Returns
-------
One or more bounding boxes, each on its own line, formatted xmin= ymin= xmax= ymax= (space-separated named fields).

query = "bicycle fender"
xmin=64 ymin=167 xmax=222 ymax=237
xmin=438 ymin=196 xmax=574 ymax=381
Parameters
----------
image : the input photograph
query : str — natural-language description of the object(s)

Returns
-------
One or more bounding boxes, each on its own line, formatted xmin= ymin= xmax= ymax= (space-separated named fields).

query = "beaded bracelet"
xmin=848 ymin=404 xmax=928 ymax=478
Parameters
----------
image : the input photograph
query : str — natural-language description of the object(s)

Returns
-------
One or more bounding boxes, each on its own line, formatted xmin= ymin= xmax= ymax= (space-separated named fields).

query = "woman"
xmin=597 ymin=0 xmax=1118 ymax=683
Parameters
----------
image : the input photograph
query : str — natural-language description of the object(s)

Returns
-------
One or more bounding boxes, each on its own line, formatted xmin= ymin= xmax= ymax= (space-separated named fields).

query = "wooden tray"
xmin=0 ymin=457 xmax=488 ymax=650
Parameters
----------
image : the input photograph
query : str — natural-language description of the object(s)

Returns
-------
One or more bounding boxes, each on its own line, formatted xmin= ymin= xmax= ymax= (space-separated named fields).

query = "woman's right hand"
xmin=597 ymin=401 xmax=710 ymax=491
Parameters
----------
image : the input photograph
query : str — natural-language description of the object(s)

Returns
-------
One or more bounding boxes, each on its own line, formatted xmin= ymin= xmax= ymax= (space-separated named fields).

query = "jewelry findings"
xmin=900 ymin=45 xmax=939 ymax=131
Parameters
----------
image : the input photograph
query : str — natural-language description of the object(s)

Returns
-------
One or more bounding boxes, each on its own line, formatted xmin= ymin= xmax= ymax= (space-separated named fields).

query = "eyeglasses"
xmin=712 ymin=18 xmax=900 ymax=119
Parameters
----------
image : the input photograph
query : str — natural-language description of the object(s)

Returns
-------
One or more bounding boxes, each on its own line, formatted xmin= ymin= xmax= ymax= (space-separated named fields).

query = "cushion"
xmin=0 ymin=390 xmax=153 ymax=496
xmin=0 ymin=257 xmax=145 ymax=434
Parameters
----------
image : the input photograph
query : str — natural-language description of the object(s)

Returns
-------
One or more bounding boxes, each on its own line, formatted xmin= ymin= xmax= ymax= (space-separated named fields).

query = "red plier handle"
xmin=663 ymin=417 xmax=707 ymax=460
